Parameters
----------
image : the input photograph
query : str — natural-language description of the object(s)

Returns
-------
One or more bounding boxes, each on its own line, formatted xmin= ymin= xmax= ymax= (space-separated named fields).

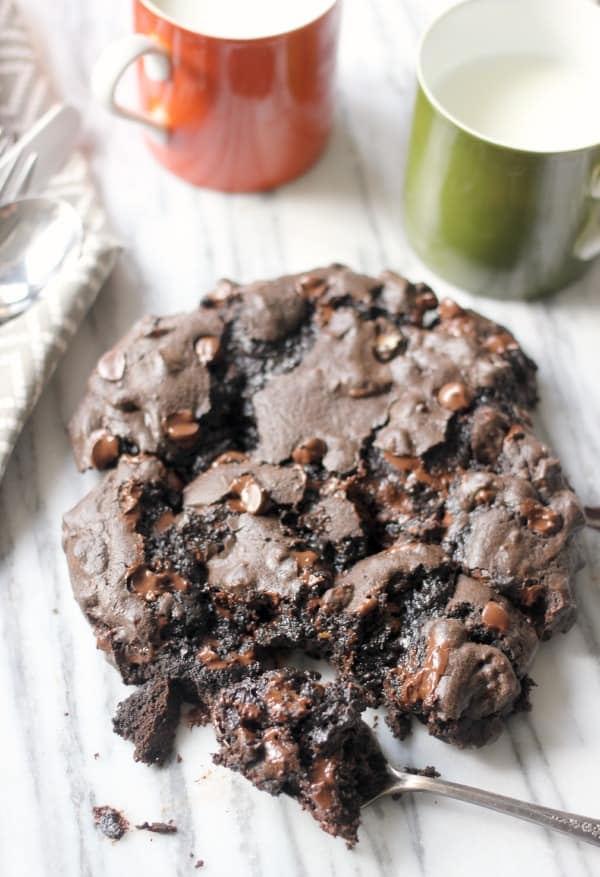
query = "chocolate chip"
xmin=438 ymin=298 xmax=464 ymax=320
xmin=437 ymin=382 xmax=473 ymax=411
xmin=97 ymin=349 xmax=126 ymax=382
xmin=356 ymin=595 xmax=378 ymax=617
xmin=474 ymin=488 xmax=495 ymax=505
xmin=481 ymin=601 xmax=510 ymax=634
xmin=195 ymin=336 xmax=221 ymax=366
xmin=296 ymin=276 xmax=328 ymax=299
xmin=119 ymin=484 xmax=143 ymax=515
xmin=484 ymin=332 xmax=519 ymax=355
xmin=414 ymin=284 xmax=438 ymax=312
xmin=291 ymin=550 xmax=319 ymax=571
xmin=506 ymin=424 xmax=526 ymax=441
xmin=207 ymin=278 xmax=239 ymax=304
xmin=127 ymin=564 xmax=188 ymax=601
xmin=212 ymin=450 xmax=249 ymax=466
xmin=90 ymin=432 xmax=120 ymax=469
xmin=374 ymin=331 xmax=403 ymax=362
xmin=348 ymin=380 xmax=391 ymax=398
xmin=229 ymin=475 xmax=269 ymax=515
xmin=292 ymin=438 xmax=327 ymax=465
xmin=315 ymin=303 xmax=334 ymax=327
xmin=520 ymin=500 xmax=563 ymax=536
xmin=163 ymin=410 xmax=200 ymax=446
xmin=383 ymin=453 xmax=419 ymax=472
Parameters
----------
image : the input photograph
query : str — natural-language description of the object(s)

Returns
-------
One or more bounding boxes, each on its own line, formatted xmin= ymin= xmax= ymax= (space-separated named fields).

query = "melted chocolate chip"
xmin=348 ymin=380 xmax=391 ymax=398
xmin=481 ymin=601 xmax=510 ymax=634
xmin=383 ymin=453 xmax=419 ymax=472
xmin=505 ymin=424 xmax=526 ymax=442
xmin=437 ymin=382 xmax=473 ymax=412
xmin=197 ymin=643 xmax=241 ymax=670
xmin=474 ymin=488 xmax=495 ymax=506
xmin=212 ymin=451 xmax=248 ymax=466
xmin=292 ymin=438 xmax=327 ymax=465
xmin=229 ymin=475 xmax=269 ymax=515
xmin=195 ymin=336 xmax=221 ymax=366
xmin=309 ymin=758 xmax=337 ymax=810
xmin=296 ymin=275 xmax=328 ymax=299
xmin=520 ymin=499 xmax=563 ymax=536
xmin=374 ymin=331 xmax=403 ymax=362
xmin=90 ymin=432 xmax=120 ymax=470
xmin=127 ymin=564 xmax=188 ymax=601
xmin=403 ymin=638 xmax=450 ymax=704
xmin=163 ymin=410 xmax=200 ymax=446
xmin=291 ymin=550 xmax=319 ymax=571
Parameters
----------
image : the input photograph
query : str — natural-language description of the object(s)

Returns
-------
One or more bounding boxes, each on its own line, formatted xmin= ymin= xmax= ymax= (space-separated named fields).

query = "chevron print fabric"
xmin=0 ymin=0 xmax=119 ymax=480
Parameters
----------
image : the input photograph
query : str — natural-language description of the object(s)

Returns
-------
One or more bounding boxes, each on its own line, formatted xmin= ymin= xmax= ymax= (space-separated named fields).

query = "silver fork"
xmin=0 ymin=126 xmax=38 ymax=203
xmin=363 ymin=765 xmax=600 ymax=847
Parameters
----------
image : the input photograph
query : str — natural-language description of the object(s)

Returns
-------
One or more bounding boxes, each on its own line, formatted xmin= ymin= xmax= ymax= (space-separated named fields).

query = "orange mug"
xmin=92 ymin=0 xmax=341 ymax=192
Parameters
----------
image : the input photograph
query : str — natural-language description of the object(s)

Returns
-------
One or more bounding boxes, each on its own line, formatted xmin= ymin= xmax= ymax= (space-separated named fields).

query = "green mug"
xmin=404 ymin=0 xmax=600 ymax=299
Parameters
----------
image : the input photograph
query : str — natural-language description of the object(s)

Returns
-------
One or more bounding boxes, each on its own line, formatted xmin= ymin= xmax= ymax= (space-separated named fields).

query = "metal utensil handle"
xmin=396 ymin=772 xmax=600 ymax=847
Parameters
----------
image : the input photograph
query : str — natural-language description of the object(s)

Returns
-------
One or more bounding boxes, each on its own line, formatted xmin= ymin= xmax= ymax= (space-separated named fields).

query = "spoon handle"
xmin=385 ymin=771 xmax=600 ymax=847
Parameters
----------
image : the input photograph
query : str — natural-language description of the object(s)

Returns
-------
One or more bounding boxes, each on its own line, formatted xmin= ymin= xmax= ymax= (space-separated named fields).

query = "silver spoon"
xmin=0 ymin=197 xmax=83 ymax=324
xmin=364 ymin=765 xmax=600 ymax=847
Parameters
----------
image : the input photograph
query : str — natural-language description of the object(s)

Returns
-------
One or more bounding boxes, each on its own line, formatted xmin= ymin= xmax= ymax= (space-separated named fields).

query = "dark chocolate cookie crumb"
xmin=136 ymin=820 xmax=177 ymax=834
xmin=113 ymin=677 xmax=182 ymax=765
xmin=93 ymin=806 xmax=129 ymax=840
xmin=405 ymin=765 xmax=440 ymax=779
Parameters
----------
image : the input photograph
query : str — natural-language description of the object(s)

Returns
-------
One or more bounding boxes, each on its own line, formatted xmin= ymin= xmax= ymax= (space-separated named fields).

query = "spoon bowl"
xmin=0 ymin=197 xmax=83 ymax=323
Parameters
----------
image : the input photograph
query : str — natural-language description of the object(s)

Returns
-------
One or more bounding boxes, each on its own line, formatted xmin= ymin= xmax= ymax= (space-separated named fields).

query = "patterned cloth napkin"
xmin=0 ymin=0 xmax=120 ymax=480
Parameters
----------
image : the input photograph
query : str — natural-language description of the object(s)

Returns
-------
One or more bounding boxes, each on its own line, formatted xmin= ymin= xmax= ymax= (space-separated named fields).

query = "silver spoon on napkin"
xmin=0 ymin=197 xmax=83 ymax=323
xmin=0 ymin=105 xmax=83 ymax=323
xmin=363 ymin=764 xmax=600 ymax=847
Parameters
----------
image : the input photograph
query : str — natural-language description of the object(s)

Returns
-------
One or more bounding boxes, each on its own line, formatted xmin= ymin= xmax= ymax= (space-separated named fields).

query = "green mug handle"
xmin=574 ymin=165 xmax=600 ymax=261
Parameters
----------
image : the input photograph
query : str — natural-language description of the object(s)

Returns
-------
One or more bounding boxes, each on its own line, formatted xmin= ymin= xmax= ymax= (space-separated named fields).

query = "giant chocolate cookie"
xmin=63 ymin=266 xmax=584 ymax=844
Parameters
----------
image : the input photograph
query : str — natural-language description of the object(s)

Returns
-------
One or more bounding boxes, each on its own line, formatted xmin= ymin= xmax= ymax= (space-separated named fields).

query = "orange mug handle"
xmin=91 ymin=35 xmax=172 ymax=144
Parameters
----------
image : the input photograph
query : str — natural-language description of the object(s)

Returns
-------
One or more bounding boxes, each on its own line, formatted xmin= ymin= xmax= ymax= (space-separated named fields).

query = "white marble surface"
xmin=2 ymin=1 xmax=600 ymax=875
